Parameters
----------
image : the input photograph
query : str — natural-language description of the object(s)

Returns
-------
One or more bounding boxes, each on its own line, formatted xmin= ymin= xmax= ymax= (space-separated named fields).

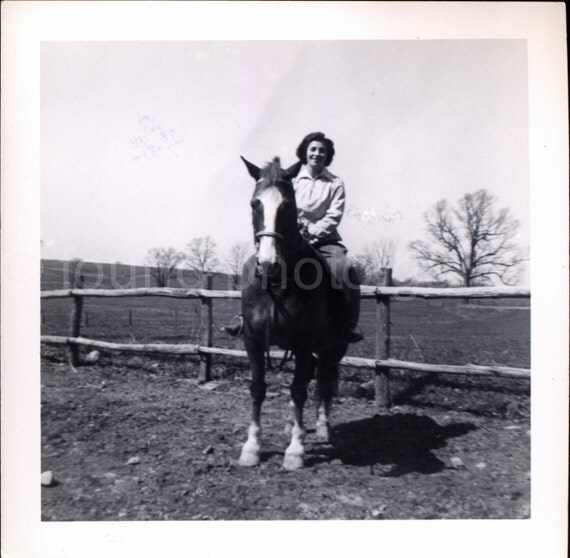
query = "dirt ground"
xmin=41 ymin=347 xmax=530 ymax=521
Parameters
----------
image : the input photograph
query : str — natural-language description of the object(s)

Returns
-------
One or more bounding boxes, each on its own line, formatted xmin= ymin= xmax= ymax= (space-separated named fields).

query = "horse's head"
xmin=242 ymin=156 xmax=302 ymax=278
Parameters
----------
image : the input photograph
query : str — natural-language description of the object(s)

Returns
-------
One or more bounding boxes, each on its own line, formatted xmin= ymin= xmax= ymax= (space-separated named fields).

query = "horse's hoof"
xmin=283 ymin=453 xmax=304 ymax=471
xmin=315 ymin=422 xmax=330 ymax=442
xmin=238 ymin=450 xmax=260 ymax=467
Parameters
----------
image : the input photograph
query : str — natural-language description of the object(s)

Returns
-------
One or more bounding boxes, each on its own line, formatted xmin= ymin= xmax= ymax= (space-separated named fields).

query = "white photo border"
xmin=1 ymin=2 xmax=568 ymax=558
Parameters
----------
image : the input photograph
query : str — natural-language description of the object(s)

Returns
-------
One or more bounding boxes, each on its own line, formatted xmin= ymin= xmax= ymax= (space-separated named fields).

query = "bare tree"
xmin=185 ymin=236 xmax=219 ymax=284
xmin=144 ymin=247 xmax=185 ymax=287
xmin=409 ymin=189 xmax=528 ymax=286
xmin=354 ymin=238 xmax=398 ymax=284
xmin=225 ymin=242 xmax=253 ymax=289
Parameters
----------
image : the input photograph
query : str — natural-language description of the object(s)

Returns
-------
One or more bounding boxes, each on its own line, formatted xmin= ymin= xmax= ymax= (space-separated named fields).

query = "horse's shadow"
xmin=306 ymin=413 xmax=476 ymax=477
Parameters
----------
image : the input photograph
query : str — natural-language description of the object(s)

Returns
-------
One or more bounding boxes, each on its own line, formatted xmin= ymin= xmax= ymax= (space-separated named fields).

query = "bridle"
xmin=252 ymin=177 xmax=306 ymax=278
xmin=254 ymin=228 xmax=306 ymax=270
xmin=255 ymin=231 xmax=284 ymax=241
xmin=247 ymin=169 xmax=308 ymax=368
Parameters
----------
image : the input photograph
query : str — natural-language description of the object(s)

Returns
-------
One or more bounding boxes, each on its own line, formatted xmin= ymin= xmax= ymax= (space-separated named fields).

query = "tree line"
xmin=143 ymin=237 xmax=250 ymax=289
xmin=65 ymin=189 xmax=528 ymax=289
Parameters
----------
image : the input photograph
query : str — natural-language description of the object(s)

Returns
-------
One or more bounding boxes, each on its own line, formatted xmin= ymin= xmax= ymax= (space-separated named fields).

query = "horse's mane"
xmin=260 ymin=157 xmax=287 ymax=183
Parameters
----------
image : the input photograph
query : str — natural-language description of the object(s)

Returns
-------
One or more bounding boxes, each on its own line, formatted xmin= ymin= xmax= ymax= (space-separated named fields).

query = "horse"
xmin=238 ymin=156 xmax=350 ymax=470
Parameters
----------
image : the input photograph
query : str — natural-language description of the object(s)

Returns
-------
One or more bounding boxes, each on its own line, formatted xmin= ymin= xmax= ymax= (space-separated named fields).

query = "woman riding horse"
xmin=225 ymin=131 xmax=363 ymax=343
xmin=236 ymin=150 xmax=359 ymax=469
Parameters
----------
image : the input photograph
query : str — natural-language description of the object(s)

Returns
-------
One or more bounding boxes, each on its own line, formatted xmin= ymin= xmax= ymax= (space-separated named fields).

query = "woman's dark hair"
xmin=295 ymin=132 xmax=335 ymax=166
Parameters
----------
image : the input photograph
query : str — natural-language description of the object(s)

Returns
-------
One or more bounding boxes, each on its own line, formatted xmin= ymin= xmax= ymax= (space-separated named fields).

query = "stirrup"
xmin=221 ymin=315 xmax=244 ymax=337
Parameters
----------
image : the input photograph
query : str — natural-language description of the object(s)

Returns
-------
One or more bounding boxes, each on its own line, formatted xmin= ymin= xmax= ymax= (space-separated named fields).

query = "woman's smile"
xmin=306 ymin=140 xmax=327 ymax=173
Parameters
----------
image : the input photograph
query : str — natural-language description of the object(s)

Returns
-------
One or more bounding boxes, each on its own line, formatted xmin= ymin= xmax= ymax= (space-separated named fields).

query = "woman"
xmin=224 ymin=131 xmax=363 ymax=343
xmin=292 ymin=131 xmax=363 ymax=343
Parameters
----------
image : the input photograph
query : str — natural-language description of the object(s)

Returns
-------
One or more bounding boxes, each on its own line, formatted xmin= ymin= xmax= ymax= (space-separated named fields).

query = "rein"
xmin=263 ymin=275 xmax=295 ymax=371
xmin=250 ymin=170 xmax=313 ymax=368
xmin=253 ymin=231 xmax=307 ymax=370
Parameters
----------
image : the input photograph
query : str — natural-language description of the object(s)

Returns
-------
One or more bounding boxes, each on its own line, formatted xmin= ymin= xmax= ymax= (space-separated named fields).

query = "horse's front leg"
xmin=239 ymin=338 xmax=266 ymax=467
xmin=283 ymin=351 xmax=314 ymax=470
xmin=315 ymin=348 xmax=344 ymax=442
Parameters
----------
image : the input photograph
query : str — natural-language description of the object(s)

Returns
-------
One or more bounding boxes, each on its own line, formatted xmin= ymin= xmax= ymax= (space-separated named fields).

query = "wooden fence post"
xmin=69 ymin=293 xmax=84 ymax=366
xmin=198 ymin=274 xmax=213 ymax=383
xmin=375 ymin=267 xmax=392 ymax=411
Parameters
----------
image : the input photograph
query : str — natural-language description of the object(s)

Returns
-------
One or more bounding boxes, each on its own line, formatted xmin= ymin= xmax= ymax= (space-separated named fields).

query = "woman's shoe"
xmin=344 ymin=323 xmax=364 ymax=343
xmin=221 ymin=315 xmax=244 ymax=336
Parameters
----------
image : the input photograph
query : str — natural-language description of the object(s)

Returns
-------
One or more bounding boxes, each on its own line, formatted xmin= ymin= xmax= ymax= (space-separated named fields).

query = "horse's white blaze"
xmin=257 ymin=187 xmax=283 ymax=266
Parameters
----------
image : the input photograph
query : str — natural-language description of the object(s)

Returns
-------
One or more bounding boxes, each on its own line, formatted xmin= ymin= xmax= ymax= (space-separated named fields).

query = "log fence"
xmin=41 ymin=271 xmax=531 ymax=409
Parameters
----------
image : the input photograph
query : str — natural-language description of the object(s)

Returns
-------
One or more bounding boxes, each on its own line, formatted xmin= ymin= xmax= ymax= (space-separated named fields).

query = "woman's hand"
xmin=298 ymin=218 xmax=320 ymax=245
xmin=298 ymin=218 xmax=311 ymax=239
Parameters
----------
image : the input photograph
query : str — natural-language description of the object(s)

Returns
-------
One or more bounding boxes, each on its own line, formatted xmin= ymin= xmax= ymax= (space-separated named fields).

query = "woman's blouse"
xmin=293 ymin=166 xmax=345 ymax=244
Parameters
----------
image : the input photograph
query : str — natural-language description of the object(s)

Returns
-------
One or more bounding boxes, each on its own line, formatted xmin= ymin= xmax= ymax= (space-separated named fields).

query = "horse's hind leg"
xmin=239 ymin=341 xmax=266 ymax=467
xmin=283 ymin=351 xmax=314 ymax=471
xmin=315 ymin=348 xmax=344 ymax=442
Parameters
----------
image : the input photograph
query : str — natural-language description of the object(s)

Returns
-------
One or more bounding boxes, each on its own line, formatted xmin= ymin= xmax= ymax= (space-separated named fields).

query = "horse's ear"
xmin=241 ymin=156 xmax=261 ymax=180
xmin=285 ymin=160 xmax=302 ymax=179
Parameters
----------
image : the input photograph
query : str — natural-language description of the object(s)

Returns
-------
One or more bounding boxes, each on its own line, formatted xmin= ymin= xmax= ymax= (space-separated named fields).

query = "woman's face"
xmin=306 ymin=141 xmax=327 ymax=172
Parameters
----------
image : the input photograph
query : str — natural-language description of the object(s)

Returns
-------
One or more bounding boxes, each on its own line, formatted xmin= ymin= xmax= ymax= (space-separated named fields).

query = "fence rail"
xmin=40 ymin=287 xmax=242 ymax=300
xmin=41 ymin=274 xmax=531 ymax=410
xmin=41 ymin=335 xmax=530 ymax=380
xmin=41 ymin=285 xmax=529 ymax=300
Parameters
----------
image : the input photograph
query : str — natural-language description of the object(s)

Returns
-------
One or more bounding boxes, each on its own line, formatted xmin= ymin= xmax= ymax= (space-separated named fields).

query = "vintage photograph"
xmin=40 ymin=39 xmax=531 ymax=520
xmin=2 ymin=3 xmax=567 ymax=558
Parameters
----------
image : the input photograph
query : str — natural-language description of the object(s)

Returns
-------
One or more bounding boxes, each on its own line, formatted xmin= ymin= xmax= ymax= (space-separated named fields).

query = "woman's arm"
xmin=306 ymin=180 xmax=346 ymax=241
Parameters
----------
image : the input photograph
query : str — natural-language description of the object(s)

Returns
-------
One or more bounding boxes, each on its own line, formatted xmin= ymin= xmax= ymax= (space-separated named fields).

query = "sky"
xmin=41 ymin=40 xmax=529 ymax=281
